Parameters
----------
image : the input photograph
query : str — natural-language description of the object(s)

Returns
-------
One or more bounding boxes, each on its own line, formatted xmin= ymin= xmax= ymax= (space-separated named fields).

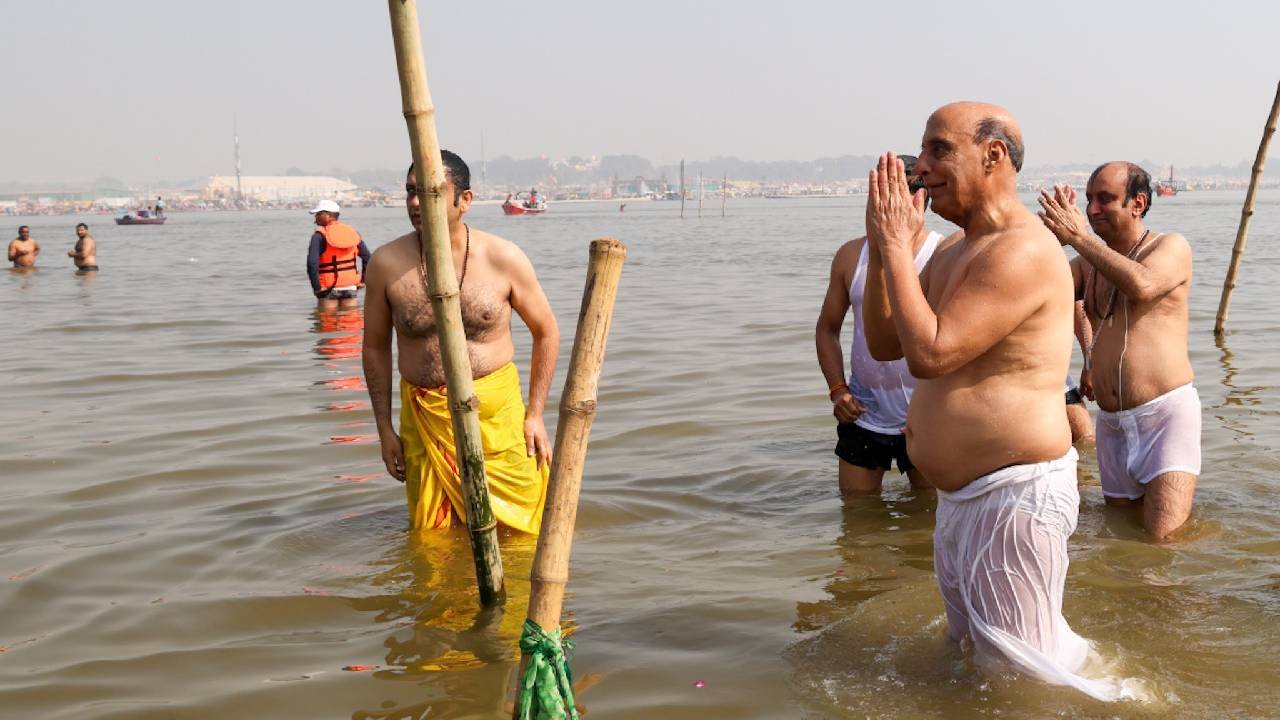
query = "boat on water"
xmin=502 ymin=190 xmax=547 ymax=216
xmin=1156 ymin=166 xmax=1182 ymax=197
xmin=114 ymin=208 xmax=167 ymax=225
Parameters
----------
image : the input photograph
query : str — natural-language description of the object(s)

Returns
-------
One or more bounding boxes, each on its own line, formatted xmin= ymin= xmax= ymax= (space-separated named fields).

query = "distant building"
xmin=203 ymin=175 xmax=356 ymax=203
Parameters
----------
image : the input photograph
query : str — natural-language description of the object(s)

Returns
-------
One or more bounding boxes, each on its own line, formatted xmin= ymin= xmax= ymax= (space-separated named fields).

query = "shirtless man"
xmin=68 ymin=223 xmax=98 ymax=272
xmin=8 ymin=226 xmax=39 ymax=268
xmin=816 ymin=154 xmax=944 ymax=495
xmin=863 ymin=104 xmax=1116 ymax=699
xmin=1039 ymin=163 xmax=1198 ymax=540
xmin=362 ymin=150 xmax=560 ymax=533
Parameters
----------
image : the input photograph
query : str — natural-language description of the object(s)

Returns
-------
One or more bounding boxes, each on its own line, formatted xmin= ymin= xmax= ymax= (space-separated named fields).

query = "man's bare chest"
xmin=389 ymin=275 xmax=510 ymax=339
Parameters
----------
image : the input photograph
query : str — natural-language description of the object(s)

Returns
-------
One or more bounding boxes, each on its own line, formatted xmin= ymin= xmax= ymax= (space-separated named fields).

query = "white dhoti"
xmin=934 ymin=448 xmax=1138 ymax=701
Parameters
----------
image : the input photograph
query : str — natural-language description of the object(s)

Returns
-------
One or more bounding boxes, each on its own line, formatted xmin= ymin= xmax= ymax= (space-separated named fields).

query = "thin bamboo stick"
xmin=387 ymin=0 xmax=504 ymax=606
xmin=1215 ymin=80 xmax=1280 ymax=336
xmin=680 ymin=159 xmax=686 ymax=219
xmin=698 ymin=170 xmax=704 ymax=219
xmin=515 ymin=238 xmax=626 ymax=715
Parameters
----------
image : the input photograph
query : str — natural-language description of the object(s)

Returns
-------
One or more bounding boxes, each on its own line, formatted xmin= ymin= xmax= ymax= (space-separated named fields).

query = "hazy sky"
xmin=3 ymin=0 xmax=1277 ymax=183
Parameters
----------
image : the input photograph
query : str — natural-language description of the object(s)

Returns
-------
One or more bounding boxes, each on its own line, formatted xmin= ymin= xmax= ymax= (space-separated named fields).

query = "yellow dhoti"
xmin=399 ymin=362 xmax=549 ymax=534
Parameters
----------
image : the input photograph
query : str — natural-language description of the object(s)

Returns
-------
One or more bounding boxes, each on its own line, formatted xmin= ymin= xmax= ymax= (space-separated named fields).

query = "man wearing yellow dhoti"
xmin=362 ymin=151 xmax=559 ymax=533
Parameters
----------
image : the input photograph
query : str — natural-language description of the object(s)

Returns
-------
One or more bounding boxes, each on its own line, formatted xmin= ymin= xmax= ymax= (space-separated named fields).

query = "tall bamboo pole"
xmin=514 ymin=238 xmax=626 ymax=719
xmin=1215 ymin=80 xmax=1280 ymax=336
xmin=722 ymin=171 xmax=727 ymax=218
xmin=387 ymin=0 xmax=504 ymax=606
xmin=679 ymin=159 xmax=686 ymax=219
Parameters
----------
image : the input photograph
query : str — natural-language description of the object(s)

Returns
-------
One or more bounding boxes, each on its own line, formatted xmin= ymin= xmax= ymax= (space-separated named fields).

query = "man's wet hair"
xmin=18 ymin=225 xmax=29 ymax=233
xmin=408 ymin=150 xmax=471 ymax=207
xmin=76 ymin=222 xmax=88 ymax=230
xmin=973 ymin=117 xmax=1024 ymax=173
xmin=406 ymin=151 xmax=471 ymax=191
xmin=1088 ymin=162 xmax=1153 ymax=218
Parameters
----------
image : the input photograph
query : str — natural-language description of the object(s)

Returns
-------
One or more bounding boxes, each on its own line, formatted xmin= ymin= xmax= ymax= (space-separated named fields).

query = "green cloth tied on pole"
xmin=516 ymin=618 xmax=578 ymax=720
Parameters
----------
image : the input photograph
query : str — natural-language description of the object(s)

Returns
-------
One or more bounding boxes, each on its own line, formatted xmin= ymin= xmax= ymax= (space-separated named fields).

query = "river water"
xmin=2 ymin=192 xmax=1278 ymax=719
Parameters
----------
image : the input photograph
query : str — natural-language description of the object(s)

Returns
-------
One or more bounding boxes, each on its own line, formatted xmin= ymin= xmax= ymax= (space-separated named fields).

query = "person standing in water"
xmin=1039 ymin=162 xmax=1198 ymax=539
xmin=816 ymin=154 xmax=946 ymax=495
xmin=361 ymin=151 xmax=559 ymax=533
xmin=68 ymin=223 xmax=98 ymax=272
xmin=306 ymin=200 xmax=371 ymax=309
xmin=8 ymin=225 xmax=39 ymax=268
xmin=863 ymin=103 xmax=1129 ymax=699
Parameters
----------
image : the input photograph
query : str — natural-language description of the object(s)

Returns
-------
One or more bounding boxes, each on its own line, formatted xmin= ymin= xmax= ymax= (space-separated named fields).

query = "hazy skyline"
xmin=3 ymin=0 xmax=1277 ymax=184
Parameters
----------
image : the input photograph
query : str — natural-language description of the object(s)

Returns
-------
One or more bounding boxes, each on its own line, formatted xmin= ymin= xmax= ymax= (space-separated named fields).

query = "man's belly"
xmin=906 ymin=382 xmax=1071 ymax=491
xmin=396 ymin=335 xmax=515 ymax=389
xmin=1090 ymin=330 xmax=1193 ymax=412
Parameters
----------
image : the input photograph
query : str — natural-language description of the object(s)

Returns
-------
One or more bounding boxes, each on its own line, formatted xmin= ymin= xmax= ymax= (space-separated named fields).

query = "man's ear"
xmin=1132 ymin=191 xmax=1149 ymax=218
xmin=985 ymin=140 xmax=1008 ymax=172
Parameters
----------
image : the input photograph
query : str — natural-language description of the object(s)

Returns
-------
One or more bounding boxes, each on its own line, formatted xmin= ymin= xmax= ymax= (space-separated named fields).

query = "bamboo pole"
xmin=1215 ymin=80 xmax=1280 ymax=336
xmin=514 ymin=238 xmax=626 ymax=718
xmin=679 ymin=159 xmax=686 ymax=219
xmin=722 ymin=171 xmax=727 ymax=218
xmin=387 ymin=0 xmax=504 ymax=606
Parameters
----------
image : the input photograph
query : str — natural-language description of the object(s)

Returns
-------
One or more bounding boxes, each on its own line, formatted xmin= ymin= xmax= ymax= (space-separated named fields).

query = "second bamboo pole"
xmin=1215 ymin=80 xmax=1280 ymax=336
xmin=515 ymin=238 xmax=626 ymax=718
xmin=387 ymin=0 xmax=504 ymax=605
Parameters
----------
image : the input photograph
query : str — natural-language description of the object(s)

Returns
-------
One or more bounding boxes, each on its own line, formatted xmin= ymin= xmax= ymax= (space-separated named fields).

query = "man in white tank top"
xmin=817 ymin=155 xmax=948 ymax=494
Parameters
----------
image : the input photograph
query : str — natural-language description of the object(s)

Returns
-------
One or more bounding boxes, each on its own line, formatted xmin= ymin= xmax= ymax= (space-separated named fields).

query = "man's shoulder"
xmin=832 ymin=236 xmax=866 ymax=265
xmin=1152 ymin=230 xmax=1191 ymax=254
xmin=369 ymin=232 xmax=417 ymax=267
xmin=474 ymin=228 xmax=533 ymax=270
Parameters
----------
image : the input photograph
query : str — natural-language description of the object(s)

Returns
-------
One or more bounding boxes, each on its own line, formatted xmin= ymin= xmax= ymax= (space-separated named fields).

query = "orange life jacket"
xmin=316 ymin=221 xmax=362 ymax=289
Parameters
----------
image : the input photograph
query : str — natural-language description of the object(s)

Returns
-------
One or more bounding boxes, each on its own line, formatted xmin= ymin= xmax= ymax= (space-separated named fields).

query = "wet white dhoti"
xmin=935 ymin=448 xmax=1137 ymax=701
xmin=1096 ymin=383 xmax=1202 ymax=500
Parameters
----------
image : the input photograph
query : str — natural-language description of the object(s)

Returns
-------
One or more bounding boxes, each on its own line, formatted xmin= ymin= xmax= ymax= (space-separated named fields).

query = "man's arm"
xmin=862 ymin=235 xmax=905 ymax=362
xmin=358 ymin=240 xmax=372 ymax=280
xmin=882 ymin=236 xmax=1048 ymax=379
xmin=361 ymin=252 xmax=404 ymax=480
xmin=306 ymin=233 xmax=323 ymax=294
xmin=1040 ymin=185 xmax=1189 ymax=304
xmin=6 ymin=241 xmax=15 ymax=262
xmin=817 ymin=241 xmax=868 ymax=424
xmin=506 ymin=243 xmax=559 ymax=468
xmin=816 ymin=241 xmax=854 ymax=390
xmin=1067 ymin=231 xmax=1190 ymax=305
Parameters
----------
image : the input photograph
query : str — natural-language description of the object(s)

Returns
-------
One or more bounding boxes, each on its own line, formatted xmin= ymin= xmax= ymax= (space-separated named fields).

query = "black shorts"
xmin=1065 ymin=387 xmax=1084 ymax=405
xmin=76 ymin=265 xmax=99 ymax=272
xmin=835 ymin=422 xmax=914 ymax=473
xmin=318 ymin=287 xmax=358 ymax=300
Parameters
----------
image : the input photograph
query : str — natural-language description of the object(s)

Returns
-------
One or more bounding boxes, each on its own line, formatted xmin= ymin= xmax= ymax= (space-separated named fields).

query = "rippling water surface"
xmin=2 ymin=192 xmax=1278 ymax=718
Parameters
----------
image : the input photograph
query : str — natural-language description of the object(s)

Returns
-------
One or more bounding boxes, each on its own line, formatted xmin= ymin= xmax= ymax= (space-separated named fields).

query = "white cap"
xmin=308 ymin=199 xmax=341 ymax=214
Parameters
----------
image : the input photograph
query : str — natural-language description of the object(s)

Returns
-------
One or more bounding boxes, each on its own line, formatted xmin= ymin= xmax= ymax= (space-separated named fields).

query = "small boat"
xmin=115 ymin=208 xmax=167 ymax=225
xmin=502 ymin=191 xmax=547 ymax=216
xmin=1155 ymin=166 xmax=1181 ymax=197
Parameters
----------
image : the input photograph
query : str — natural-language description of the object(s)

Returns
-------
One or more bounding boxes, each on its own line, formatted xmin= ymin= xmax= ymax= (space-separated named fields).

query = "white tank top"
xmin=847 ymin=231 xmax=943 ymax=434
